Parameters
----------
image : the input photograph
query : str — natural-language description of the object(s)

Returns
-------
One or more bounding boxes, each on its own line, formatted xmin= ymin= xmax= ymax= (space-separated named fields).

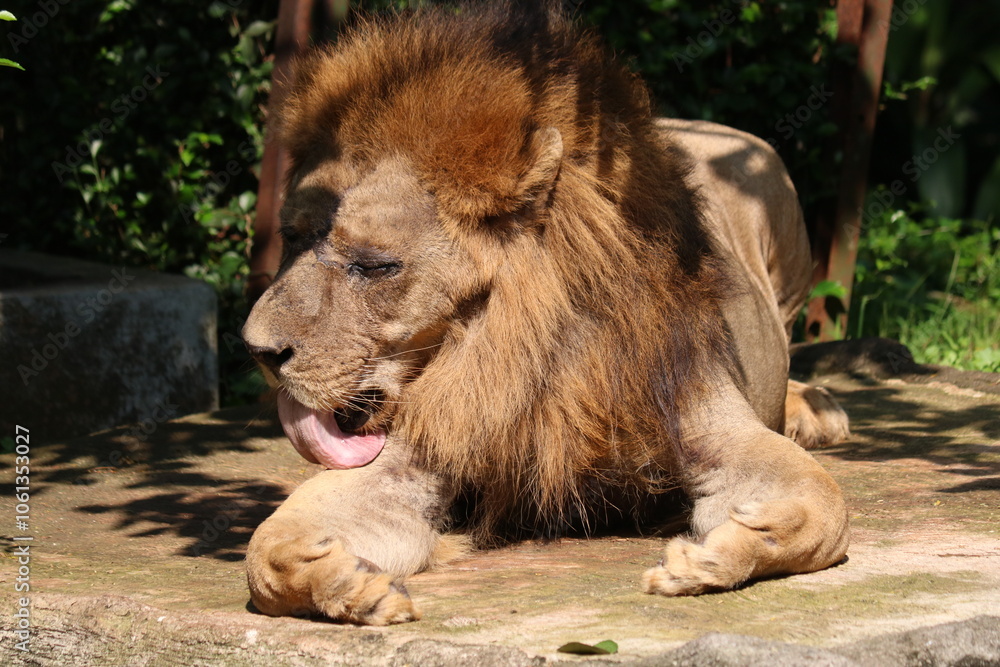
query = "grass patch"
xmin=848 ymin=205 xmax=1000 ymax=373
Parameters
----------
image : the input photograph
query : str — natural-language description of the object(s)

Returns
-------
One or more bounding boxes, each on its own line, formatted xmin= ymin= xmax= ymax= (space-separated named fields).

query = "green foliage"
xmin=847 ymin=1 xmax=999 ymax=370
xmin=851 ymin=205 xmax=1000 ymax=372
xmin=0 ymin=0 xmax=274 ymax=405
xmin=577 ymin=0 xmax=848 ymax=218
xmin=874 ymin=0 xmax=1000 ymax=221
xmin=810 ymin=280 xmax=848 ymax=300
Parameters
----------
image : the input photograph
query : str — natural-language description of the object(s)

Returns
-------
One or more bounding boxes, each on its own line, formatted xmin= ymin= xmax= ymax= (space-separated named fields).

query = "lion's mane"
xmin=277 ymin=3 xmax=734 ymax=539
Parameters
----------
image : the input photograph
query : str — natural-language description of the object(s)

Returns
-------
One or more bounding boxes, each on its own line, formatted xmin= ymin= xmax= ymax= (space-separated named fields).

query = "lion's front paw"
xmin=311 ymin=557 xmax=419 ymax=625
xmin=247 ymin=534 xmax=419 ymax=626
xmin=644 ymin=492 xmax=848 ymax=597
xmin=642 ymin=536 xmax=737 ymax=596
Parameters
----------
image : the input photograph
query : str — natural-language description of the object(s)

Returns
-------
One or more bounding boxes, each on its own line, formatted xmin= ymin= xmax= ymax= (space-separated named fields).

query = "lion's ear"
xmin=516 ymin=126 xmax=563 ymax=207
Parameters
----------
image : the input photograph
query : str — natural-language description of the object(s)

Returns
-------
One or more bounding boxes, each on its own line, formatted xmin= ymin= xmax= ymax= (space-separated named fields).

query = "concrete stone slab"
xmin=0 ymin=250 xmax=218 ymax=440
xmin=1 ymin=364 xmax=998 ymax=665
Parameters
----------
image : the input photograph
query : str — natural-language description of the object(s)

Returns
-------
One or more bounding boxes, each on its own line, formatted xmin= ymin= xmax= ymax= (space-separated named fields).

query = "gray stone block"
xmin=393 ymin=639 xmax=545 ymax=667
xmin=634 ymin=633 xmax=859 ymax=667
xmin=0 ymin=250 xmax=218 ymax=440
xmin=838 ymin=615 xmax=1000 ymax=667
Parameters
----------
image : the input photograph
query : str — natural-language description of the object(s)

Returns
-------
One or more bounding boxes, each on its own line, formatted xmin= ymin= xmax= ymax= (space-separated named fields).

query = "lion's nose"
xmin=246 ymin=344 xmax=294 ymax=373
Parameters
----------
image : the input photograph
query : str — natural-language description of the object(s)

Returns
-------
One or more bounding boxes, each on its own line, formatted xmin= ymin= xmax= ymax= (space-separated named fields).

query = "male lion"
xmin=243 ymin=3 xmax=851 ymax=625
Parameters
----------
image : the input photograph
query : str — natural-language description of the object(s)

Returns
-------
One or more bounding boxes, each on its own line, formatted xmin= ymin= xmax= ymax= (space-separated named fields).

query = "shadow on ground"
xmin=820 ymin=379 xmax=1000 ymax=520
xmin=2 ymin=404 xmax=300 ymax=561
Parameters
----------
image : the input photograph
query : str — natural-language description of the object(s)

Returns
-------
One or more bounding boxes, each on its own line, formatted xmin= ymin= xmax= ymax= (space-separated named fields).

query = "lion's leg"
xmin=783 ymin=379 xmax=850 ymax=449
xmin=643 ymin=391 xmax=849 ymax=596
xmin=246 ymin=446 xmax=456 ymax=625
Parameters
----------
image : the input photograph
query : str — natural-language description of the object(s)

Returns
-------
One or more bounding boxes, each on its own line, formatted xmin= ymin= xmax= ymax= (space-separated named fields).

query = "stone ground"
xmin=1 ymin=341 xmax=998 ymax=665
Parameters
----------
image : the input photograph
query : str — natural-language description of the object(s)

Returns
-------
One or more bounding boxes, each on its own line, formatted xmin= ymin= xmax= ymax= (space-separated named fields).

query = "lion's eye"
xmin=347 ymin=258 xmax=402 ymax=279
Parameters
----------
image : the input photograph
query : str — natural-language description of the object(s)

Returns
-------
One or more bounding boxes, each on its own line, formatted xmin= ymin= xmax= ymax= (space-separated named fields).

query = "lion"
xmin=242 ymin=3 xmax=851 ymax=625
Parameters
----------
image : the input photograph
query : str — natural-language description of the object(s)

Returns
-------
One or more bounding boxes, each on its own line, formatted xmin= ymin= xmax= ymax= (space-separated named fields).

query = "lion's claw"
xmin=314 ymin=563 xmax=420 ymax=625
xmin=642 ymin=537 xmax=728 ymax=596
xmin=247 ymin=532 xmax=420 ymax=626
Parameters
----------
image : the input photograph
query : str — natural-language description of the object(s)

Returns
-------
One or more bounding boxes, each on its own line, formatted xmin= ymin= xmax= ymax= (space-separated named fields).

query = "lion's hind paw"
xmin=784 ymin=380 xmax=850 ymax=449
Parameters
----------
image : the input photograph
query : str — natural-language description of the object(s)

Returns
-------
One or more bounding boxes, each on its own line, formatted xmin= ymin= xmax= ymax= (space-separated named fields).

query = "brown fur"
xmin=275 ymin=4 xmax=734 ymax=537
xmin=243 ymin=3 xmax=851 ymax=625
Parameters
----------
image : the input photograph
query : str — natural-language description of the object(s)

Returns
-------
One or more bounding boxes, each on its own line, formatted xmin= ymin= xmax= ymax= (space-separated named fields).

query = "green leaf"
xmin=237 ymin=191 xmax=256 ymax=212
xmin=740 ymin=3 xmax=762 ymax=23
xmin=903 ymin=75 xmax=937 ymax=93
xmin=207 ymin=1 xmax=231 ymax=19
xmin=98 ymin=0 xmax=135 ymax=23
xmin=557 ymin=640 xmax=618 ymax=655
xmin=809 ymin=280 xmax=848 ymax=300
xmin=243 ymin=20 xmax=275 ymax=39
xmin=0 ymin=58 xmax=24 ymax=70
xmin=593 ymin=640 xmax=619 ymax=654
xmin=0 ymin=10 xmax=16 ymax=20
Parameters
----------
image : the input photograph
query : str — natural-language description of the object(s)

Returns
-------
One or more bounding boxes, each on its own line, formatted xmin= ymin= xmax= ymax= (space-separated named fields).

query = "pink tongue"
xmin=276 ymin=393 xmax=386 ymax=469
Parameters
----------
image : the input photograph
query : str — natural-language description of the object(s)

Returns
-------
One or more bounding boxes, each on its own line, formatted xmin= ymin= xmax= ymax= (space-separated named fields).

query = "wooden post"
xmin=247 ymin=0 xmax=316 ymax=305
xmin=805 ymin=0 xmax=893 ymax=340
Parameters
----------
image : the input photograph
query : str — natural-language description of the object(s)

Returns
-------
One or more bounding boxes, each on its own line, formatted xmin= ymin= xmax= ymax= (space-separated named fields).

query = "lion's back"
xmin=656 ymin=118 xmax=812 ymax=338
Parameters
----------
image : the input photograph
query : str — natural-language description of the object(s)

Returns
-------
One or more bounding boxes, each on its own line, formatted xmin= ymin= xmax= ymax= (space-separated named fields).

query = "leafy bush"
xmin=578 ymin=0 xmax=847 ymax=220
xmin=845 ymin=0 xmax=999 ymax=370
xmin=873 ymin=0 xmax=1000 ymax=222
xmin=0 ymin=0 xmax=275 ymax=404
xmin=851 ymin=205 xmax=1000 ymax=372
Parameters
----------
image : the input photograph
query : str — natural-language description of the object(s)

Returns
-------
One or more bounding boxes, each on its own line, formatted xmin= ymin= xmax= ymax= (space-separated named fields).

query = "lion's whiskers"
xmin=366 ymin=342 xmax=443 ymax=362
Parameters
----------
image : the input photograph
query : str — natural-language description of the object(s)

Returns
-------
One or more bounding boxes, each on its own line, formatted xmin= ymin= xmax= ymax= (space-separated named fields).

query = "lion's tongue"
xmin=276 ymin=393 xmax=386 ymax=469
